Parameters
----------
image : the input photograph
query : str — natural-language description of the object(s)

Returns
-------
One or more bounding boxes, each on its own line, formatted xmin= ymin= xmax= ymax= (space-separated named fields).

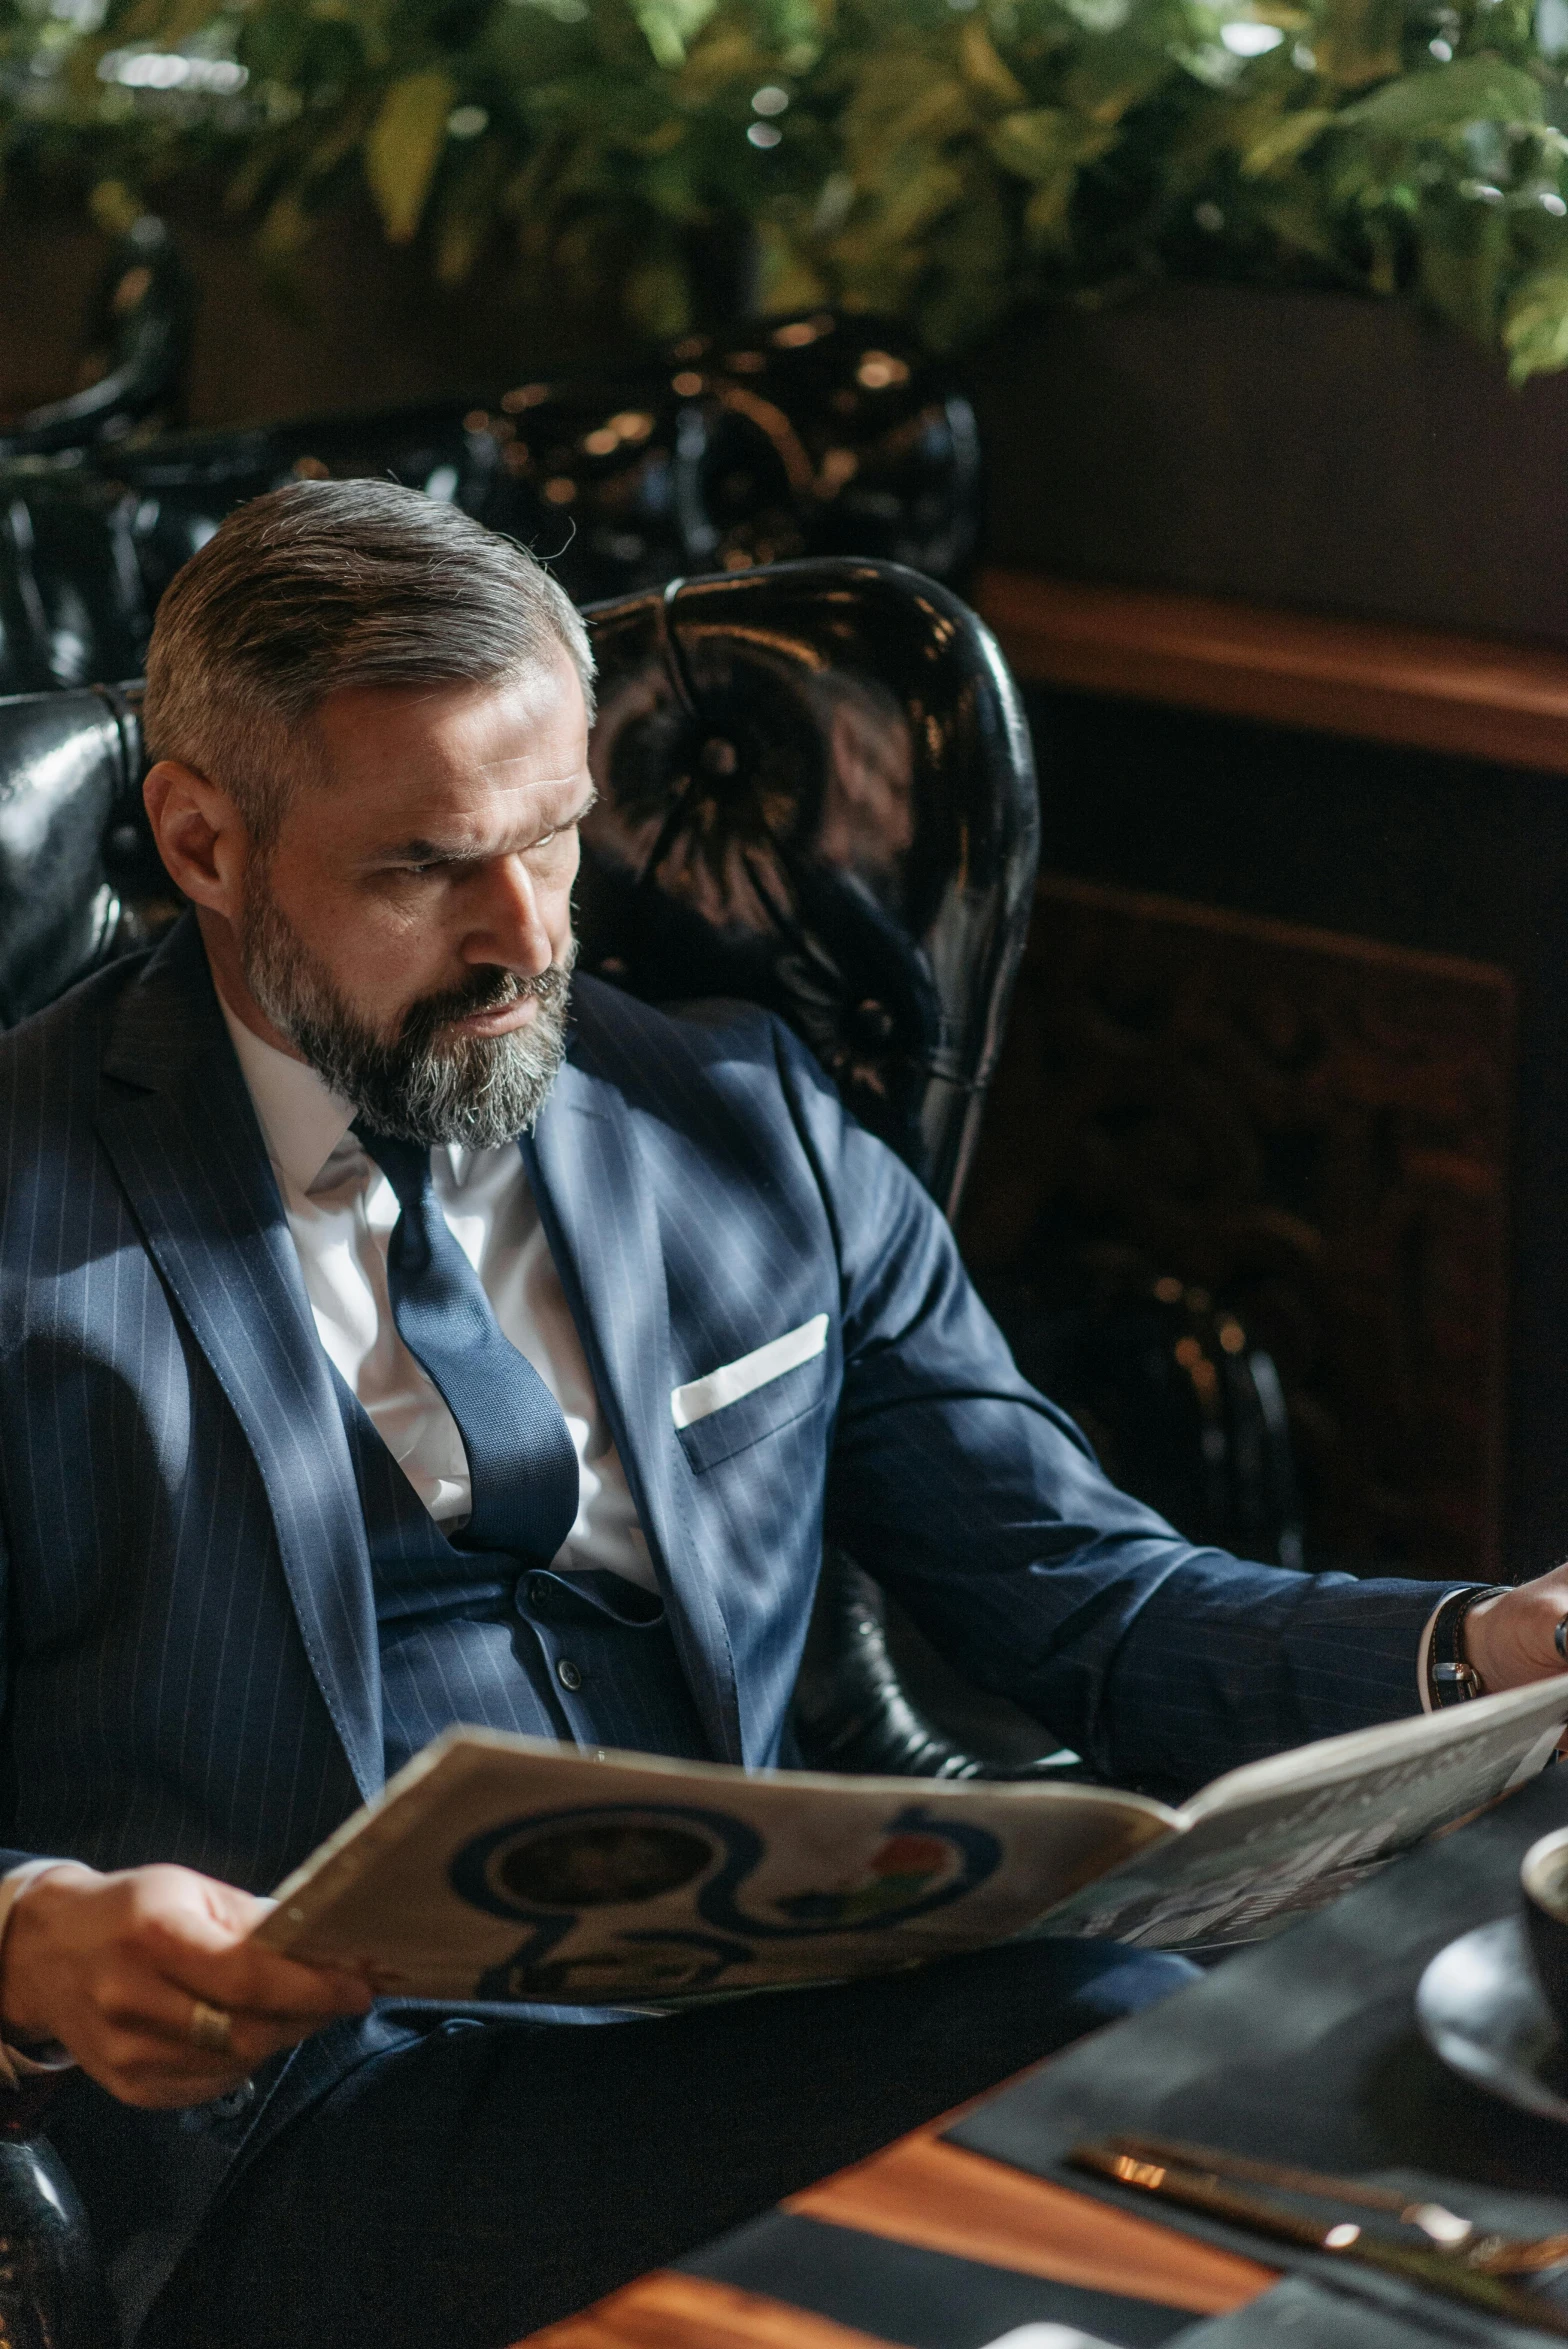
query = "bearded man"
xmin=2 ymin=481 xmax=1567 ymax=2349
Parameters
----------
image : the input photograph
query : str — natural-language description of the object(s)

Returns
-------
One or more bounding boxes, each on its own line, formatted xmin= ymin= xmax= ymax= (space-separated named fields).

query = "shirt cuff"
xmin=0 ymin=1862 xmax=79 ymax=2090
xmin=1417 ymin=1594 xmax=1450 ymax=1713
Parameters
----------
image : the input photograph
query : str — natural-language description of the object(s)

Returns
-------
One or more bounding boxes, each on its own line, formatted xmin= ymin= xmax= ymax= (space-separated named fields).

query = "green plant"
xmin=6 ymin=0 xmax=1568 ymax=376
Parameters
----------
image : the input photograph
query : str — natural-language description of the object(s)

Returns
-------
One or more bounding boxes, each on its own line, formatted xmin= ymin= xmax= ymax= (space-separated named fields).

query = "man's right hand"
xmin=0 ymin=1862 xmax=373 ymax=2109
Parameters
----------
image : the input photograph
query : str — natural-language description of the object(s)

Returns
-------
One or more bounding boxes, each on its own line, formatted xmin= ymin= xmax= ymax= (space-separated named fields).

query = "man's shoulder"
xmin=562 ymin=975 xmax=872 ymax=1199
xmin=0 ymin=941 xmax=158 ymax=1113
xmin=568 ymin=975 xmax=805 ymax=1094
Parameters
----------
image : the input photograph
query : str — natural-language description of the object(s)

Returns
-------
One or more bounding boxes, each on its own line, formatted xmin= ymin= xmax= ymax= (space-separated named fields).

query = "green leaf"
xmin=988 ymin=105 xmax=1117 ymax=187
xmin=1503 ymin=265 xmax=1568 ymax=378
xmin=1337 ymin=56 xmax=1545 ymax=134
xmin=755 ymin=215 xmax=830 ymax=311
xmin=365 ymin=66 xmax=457 ymax=241
xmin=93 ymin=0 xmax=221 ymax=49
xmin=989 ymin=105 xmax=1080 ymax=180
xmin=632 ymin=0 xmax=718 ymax=71
xmin=957 ymin=19 xmax=1026 ymax=110
xmin=433 ymin=138 xmax=506 ymax=283
xmin=1313 ymin=0 xmax=1404 ymax=89
xmin=1418 ymin=203 xmax=1510 ymax=340
xmin=1240 ymin=106 xmax=1334 ymax=174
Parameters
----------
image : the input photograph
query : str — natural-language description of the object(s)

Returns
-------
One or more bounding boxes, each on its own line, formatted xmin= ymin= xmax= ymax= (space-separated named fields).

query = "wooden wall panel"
xmin=961 ymin=876 xmax=1516 ymax=1581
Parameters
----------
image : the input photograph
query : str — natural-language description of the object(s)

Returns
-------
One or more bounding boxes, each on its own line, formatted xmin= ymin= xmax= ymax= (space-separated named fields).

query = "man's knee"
xmin=932 ymin=1932 xmax=1201 ymax=2064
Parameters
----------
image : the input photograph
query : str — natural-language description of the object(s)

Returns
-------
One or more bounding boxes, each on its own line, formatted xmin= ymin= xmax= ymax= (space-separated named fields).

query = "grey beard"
xmin=238 ymin=881 xmax=574 ymax=1148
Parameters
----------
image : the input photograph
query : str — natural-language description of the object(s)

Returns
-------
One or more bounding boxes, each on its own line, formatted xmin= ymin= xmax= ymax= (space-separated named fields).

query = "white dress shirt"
xmin=218 ymin=996 xmax=656 ymax=1592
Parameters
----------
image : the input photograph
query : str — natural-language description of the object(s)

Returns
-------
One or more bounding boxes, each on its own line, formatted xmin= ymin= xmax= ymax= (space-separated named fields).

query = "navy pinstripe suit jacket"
xmin=0 ymin=914 xmax=1451 ymax=2307
xmin=0 ymin=911 xmax=1443 ymax=1888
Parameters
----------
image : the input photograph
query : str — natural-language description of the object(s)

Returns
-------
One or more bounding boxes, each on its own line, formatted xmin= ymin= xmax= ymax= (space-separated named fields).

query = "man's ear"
xmin=143 ymin=759 xmax=253 ymax=917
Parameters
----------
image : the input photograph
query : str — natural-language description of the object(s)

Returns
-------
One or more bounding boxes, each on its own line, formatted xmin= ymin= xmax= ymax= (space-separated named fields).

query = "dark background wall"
xmin=0 ymin=197 xmax=610 ymax=429
xmin=971 ymin=288 xmax=1568 ymax=650
xmin=979 ymin=687 xmax=1567 ymax=1581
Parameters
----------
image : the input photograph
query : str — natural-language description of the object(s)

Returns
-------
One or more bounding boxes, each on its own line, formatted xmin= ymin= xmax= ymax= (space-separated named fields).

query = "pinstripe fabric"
xmin=0 ymin=912 xmax=1448 ymax=2316
xmin=332 ymin=1369 xmax=710 ymax=1774
xmin=538 ymin=985 xmax=1446 ymax=1799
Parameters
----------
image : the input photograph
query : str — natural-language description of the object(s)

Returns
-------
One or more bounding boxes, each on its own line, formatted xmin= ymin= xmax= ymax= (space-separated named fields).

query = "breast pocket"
xmin=672 ymin=1314 xmax=832 ymax=1475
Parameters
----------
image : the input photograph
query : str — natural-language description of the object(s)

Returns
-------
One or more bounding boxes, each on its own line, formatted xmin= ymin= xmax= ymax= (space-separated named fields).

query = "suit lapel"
xmin=94 ymin=920 xmax=384 ymax=1802
xmin=522 ymin=1039 xmax=745 ymax=1767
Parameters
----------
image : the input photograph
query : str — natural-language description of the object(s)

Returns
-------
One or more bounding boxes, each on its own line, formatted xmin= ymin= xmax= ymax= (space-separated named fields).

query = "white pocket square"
xmin=670 ymin=1314 xmax=829 ymax=1430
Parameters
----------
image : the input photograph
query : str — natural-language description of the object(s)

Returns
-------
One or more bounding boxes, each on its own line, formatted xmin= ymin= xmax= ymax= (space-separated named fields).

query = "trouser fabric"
xmin=120 ymin=1936 xmax=1198 ymax=2349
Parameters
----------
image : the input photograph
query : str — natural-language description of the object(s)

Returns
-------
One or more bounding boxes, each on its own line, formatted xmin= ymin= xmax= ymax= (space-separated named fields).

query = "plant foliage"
xmin=6 ymin=0 xmax=1568 ymax=375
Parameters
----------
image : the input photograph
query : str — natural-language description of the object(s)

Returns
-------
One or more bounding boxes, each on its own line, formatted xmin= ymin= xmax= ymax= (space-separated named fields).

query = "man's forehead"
xmin=315 ymin=661 xmax=587 ymax=763
xmin=308 ymin=670 xmax=591 ymax=829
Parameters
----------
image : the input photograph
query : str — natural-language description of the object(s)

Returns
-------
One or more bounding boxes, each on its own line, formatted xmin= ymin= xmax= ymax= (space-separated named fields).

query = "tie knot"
xmin=352 ymin=1123 xmax=434 ymax=1211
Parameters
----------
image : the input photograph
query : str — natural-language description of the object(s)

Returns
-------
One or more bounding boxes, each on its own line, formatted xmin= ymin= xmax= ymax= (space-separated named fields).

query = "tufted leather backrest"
xmin=0 ymin=312 xmax=979 ymax=697
xmin=0 ymin=558 xmax=1037 ymax=1216
xmin=581 ymin=560 xmax=1036 ymax=1211
xmin=0 ymin=683 xmax=149 ymax=1030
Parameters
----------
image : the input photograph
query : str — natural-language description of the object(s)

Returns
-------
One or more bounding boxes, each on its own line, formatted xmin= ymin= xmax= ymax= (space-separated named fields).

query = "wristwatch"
xmin=1428 ymin=1582 xmax=1510 ymax=1708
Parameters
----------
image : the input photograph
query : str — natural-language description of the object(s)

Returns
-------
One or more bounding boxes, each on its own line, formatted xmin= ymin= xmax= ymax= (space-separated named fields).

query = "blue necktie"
xmin=356 ymin=1127 xmax=580 ymax=1564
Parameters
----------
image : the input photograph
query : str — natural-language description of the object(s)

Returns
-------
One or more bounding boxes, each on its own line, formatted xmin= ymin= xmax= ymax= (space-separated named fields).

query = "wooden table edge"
xmin=784 ymin=2127 xmax=1276 ymax=2317
xmin=517 ymin=2121 xmax=1278 ymax=2347
xmin=519 ymin=2269 xmax=898 ymax=2349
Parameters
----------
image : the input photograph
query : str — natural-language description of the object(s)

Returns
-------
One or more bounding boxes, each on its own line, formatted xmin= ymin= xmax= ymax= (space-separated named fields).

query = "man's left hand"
xmin=1465 ymin=1566 xmax=1568 ymax=1693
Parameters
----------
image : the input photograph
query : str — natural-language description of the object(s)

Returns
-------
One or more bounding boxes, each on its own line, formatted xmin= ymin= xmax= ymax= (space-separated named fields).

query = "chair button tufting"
xmin=556 ymin=1658 xmax=584 ymax=1692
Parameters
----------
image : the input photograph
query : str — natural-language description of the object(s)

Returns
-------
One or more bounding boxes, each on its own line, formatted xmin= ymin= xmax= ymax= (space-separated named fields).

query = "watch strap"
xmin=1428 ymin=1582 xmax=1509 ymax=1707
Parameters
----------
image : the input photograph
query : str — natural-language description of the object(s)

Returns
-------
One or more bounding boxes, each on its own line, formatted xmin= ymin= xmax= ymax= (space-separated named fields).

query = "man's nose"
xmin=464 ymin=856 xmax=554 ymax=974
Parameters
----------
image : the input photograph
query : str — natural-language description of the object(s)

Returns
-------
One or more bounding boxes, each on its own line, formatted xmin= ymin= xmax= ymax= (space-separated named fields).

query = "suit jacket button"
xmin=527 ymin=1573 xmax=553 ymax=1613
xmin=556 ymin=1658 xmax=583 ymax=1692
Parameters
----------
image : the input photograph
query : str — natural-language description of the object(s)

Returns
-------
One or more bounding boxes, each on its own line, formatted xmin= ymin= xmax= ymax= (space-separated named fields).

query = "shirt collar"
xmin=216 ymin=991 xmax=357 ymax=1198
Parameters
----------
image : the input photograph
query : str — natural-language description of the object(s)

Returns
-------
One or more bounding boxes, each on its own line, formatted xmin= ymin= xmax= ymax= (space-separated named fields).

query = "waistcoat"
xmin=329 ymin=1374 xmax=712 ymax=1777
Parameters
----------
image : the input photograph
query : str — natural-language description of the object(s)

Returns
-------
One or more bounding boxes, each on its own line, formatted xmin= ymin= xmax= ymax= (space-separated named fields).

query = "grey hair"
xmin=143 ymin=478 xmax=596 ymax=845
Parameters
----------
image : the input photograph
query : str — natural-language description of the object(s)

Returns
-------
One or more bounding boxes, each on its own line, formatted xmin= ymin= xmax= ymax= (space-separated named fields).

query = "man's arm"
xmin=769 ymin=1021 xmax=1563 ymax=1796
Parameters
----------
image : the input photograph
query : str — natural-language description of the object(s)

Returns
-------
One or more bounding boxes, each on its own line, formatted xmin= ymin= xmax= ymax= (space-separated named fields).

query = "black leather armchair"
xmin=0 ymin=555 xmax=1070 ymax=1787
xmin=0 ymin=307 xmax=980 ymax=696
xmin=0 ymin=215 xmax=191 ymax=464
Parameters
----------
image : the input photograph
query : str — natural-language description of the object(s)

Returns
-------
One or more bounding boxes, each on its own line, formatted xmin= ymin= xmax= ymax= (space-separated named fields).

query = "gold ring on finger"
xmin=188 ymin=1998 xmax=233 ymax=2055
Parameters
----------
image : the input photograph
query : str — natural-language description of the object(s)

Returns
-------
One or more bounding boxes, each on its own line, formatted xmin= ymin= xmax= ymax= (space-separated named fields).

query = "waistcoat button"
xmin=556 ymin=1658 xmax=583 ymax=1692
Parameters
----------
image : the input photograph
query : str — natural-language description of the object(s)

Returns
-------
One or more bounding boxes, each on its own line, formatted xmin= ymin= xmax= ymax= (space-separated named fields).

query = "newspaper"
xmin=252 ymin=1676 xmax=1568 ymax=2001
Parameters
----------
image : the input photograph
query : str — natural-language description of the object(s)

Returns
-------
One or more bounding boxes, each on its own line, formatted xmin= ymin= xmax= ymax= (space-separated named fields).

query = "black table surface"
xmin=949 ymin=1758 xmax=1568 ymax=2325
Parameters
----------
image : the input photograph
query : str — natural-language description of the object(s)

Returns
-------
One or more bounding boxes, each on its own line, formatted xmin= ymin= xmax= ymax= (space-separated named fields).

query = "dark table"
xmin=519 ymin=1763 xmax=1568 ymax=2349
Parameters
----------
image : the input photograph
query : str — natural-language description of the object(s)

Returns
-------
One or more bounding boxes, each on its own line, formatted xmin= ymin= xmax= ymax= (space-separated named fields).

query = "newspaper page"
xmin=1040 ymin=1674 xmax=1568 ymax=1950
xmin=254 ymin=1734 xmax=1178 ymax=2003
xmin=253 ymin=1678 xmax=1568 ymax=2000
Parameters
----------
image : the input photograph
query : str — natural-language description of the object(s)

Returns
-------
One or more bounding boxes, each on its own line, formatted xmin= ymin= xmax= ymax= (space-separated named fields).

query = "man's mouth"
xmin=445 ymin=996 xmax=540 ymax=1040
xmin=398 ymin=969 xmax=531 ymax=1047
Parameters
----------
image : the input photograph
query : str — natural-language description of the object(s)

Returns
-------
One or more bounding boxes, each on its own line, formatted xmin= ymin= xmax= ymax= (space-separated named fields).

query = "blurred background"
xmin=4 ymin=0 xmax=1568 ymax=1600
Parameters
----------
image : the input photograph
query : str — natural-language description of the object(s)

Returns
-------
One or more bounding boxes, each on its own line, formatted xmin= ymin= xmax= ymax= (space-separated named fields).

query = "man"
xmin=0 ymin=481 xmax=1562 ymax=2348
